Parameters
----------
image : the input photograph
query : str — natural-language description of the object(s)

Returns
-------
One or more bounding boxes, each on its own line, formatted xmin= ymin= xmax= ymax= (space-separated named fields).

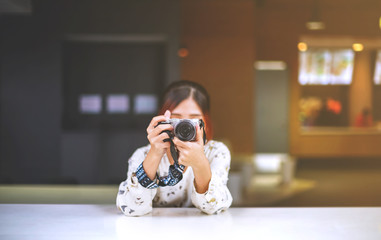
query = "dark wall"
xmin=0 ymin=0 xmax=180 ymax=184
xmin=0 ymin=1 xmax=62 ymax=183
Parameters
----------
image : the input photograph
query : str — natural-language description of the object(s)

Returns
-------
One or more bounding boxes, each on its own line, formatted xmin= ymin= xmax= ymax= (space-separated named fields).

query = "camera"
xmin=157 ymin=118 xmax=203 ymax=142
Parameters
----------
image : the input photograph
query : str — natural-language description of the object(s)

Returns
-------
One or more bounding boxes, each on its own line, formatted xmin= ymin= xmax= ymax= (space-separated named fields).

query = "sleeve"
xmin=116 ymin=147 xmax=158 ymax=217
xmin=191 ymin=142 xmax=233 ymax=214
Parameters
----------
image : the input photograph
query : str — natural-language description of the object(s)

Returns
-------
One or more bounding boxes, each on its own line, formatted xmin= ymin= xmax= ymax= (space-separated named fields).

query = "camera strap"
xmin=157 ymin=138 xmax=185 ymax=187
xmin=135 ymin=134 xmax=185 ymax=189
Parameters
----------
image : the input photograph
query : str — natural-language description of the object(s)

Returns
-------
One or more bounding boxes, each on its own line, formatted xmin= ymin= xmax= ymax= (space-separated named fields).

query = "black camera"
xmin=157 ymin=118 xmax=203 ymax=141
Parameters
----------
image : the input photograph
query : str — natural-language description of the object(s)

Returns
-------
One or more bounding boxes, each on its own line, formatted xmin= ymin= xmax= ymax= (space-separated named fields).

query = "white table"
xmin=0 ymin=204 xmax=380 ymax=240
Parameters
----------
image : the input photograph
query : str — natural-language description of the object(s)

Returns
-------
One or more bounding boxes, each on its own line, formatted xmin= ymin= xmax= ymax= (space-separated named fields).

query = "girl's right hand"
xmin=146 ymin=110 xmax=173 ymax=156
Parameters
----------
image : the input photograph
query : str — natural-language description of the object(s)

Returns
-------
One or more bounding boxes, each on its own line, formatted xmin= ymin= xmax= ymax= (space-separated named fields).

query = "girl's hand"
xmin=173 ymin=124 xmax=208 ymax=169
xmin=146 ymin=110 xmax=173 ymax=157
xmin=173 ymin=124 xmax=211 ymax=193
xmin=143 ymin=110 xmax=173 ymax=180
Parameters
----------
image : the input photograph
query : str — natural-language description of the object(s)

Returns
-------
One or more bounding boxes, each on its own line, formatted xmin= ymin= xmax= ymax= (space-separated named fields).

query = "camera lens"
xmin=175 ymin=120 xmax=196 ymax=141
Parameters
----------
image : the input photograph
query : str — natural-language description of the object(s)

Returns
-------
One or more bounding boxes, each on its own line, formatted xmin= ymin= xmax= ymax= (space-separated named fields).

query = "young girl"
xmin=116 ymin=80 xmax=232 ymax=216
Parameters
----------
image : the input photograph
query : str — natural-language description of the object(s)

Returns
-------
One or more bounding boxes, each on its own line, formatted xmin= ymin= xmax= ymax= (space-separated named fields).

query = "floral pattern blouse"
xmin=116 ymin=140 xmax=233 ymax=216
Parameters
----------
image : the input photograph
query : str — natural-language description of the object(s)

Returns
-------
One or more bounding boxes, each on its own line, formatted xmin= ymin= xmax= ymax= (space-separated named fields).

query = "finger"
xmin=174 ymin=139 xmax=193 ymax=153
xmin=148 ymin=132 xmax=169 ymax=144
xmin=195 ymin=124 xmax=204 ymax=145
xmin=173 ymin=137 xmax=186 ymax=148
xmin=155 ymin=132 xmax=173 ymax=142
xmin=146 ymin=115 xmax=170 ymax=134
xmin=149 ymin=124 xmax=173 ymax=137
xmin=147 ymin=116 xmax=167 ymax=134
xmin=151 ymin=135 xmax=171 ymax=147
xmin=148 ymin=126 xmax=172 ymax=142
xmin=164 ymin=110 xmax=171 ymax=119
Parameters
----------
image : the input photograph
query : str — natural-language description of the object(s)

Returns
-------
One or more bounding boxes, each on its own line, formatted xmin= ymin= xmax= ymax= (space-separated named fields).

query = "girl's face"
xmin=171 ymin=97 xmax=204 ymax=121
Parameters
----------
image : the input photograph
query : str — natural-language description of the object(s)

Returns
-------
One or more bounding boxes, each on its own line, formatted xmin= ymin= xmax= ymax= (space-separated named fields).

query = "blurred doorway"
xmin=255 ymin=69 xmax=289 ymax=153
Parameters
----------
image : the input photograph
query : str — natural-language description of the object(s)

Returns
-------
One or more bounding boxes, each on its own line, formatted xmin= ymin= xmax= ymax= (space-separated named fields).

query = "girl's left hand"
xmin=172 ymin=124 xmax=208 ymax=169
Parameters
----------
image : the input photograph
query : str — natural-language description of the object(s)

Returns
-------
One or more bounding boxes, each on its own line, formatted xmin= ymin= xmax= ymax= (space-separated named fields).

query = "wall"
xmin=180 ymin=0 xmax=256 ymax=154
xmin=256 ymin=0 xmax=381 ymax=157
xmin=0 ymin=0 xmax=181 ymax=184
xmin=2 ymin=0 xmax=381 ymax=186
xmin=0 ymin=1 xmax=62 ymax=183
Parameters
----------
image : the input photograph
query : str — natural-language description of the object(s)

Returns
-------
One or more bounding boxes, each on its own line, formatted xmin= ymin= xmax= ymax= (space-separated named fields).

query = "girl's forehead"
xmin=172 ymin=98 xmax=202 ymax=114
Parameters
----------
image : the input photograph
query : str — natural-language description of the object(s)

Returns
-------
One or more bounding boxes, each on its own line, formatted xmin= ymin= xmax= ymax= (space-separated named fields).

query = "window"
xmin=134 ymin=94 xmax=158 ymax=114
xmin=299 ymin=49 xmax=354 ymax=85
xmin=63 ymin=40 xmax=165 ymax=130
xmin=106 ymin=94 xmax=130 ymax=114
xmin=79 ymin=94 xmax=102 ymax=114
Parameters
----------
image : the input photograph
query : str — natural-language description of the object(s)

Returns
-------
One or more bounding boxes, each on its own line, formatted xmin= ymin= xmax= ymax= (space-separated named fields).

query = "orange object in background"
xmin=178 ymin=48 xmax=189 ymax=58
xmin=326 ymin=98 xmax=342 ymax=114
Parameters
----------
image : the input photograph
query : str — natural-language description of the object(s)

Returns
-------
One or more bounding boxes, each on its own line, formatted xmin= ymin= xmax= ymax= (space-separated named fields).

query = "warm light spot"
xmin=298 ymin=42 xmax=308 ymax=52
xmin=254 ymin=61 xmax=287 ymax=70
xmin=177 ymin=48 xmax=189 ymax=58
xmin=306 ymin=21 xmax=325 ymax=30
xmin=379 ymin=17 xmax=381 ymax=29
xmin=352 ymin=43 xmax=364 ymax=52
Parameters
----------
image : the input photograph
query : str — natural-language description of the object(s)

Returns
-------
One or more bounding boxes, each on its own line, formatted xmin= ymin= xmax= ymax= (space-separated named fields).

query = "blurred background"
xmin=0 ymin=0 xmax=380 ymax=207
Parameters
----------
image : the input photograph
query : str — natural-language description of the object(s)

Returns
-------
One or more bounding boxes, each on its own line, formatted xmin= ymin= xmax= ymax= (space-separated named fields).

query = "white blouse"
xmin=116 ymin=140 xmax=233 ymax=216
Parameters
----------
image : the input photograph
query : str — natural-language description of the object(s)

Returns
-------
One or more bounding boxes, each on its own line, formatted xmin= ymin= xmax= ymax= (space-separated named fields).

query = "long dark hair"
xmin=158 ymin=80 xmax=213 ymax=140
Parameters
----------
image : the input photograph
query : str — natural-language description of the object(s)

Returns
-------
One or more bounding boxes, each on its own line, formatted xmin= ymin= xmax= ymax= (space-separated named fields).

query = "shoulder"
xmin=205 ymin=140 xmax=229 ymax=151
xmin=129 ymin=144 xmax=151 ymax=163
xmin=133 ymin=144 xmax=151 ymax=155
xmin=204 ymin=140 xmax=231 ymax=156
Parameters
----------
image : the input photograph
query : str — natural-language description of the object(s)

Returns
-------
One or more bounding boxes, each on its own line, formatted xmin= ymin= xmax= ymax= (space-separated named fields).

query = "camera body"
xmin=158 ymin=118 xmax=202 ymax=142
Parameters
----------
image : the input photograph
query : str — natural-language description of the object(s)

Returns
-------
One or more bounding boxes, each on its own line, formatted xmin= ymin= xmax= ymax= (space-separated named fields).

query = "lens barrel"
xmin=174 ymin=120 xmax=196 ymax=141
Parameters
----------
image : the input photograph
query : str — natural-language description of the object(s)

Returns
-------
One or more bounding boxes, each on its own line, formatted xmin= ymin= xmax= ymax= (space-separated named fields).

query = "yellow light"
xmin=379 ymin=17 xmax=381 ymax=29
xmin=306 ymin=21 xmax=325 ymax=30
xmin=352 ymin=43 xmax=364 ymax=52
xmin=298 ymin=42 xmax=308 ymax=52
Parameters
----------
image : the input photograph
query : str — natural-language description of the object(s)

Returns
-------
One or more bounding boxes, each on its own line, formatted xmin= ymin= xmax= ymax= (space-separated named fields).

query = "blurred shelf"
xmin=0 ymin=185 xmax=118 ymax=204
xmin=241 ymin=176 xmax=316 ymax=207
xmin=300 ymin=126 xmax=381 ymax=135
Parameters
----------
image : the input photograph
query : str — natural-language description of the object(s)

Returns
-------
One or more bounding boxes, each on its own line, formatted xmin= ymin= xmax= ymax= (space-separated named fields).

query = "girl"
xmin=116 ymin=80 xmax=232 ymax=216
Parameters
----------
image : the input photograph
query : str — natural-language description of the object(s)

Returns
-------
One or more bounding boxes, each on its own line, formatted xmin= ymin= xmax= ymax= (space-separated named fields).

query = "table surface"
xmin=0 ymin=204 xmax=381 ymax=240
